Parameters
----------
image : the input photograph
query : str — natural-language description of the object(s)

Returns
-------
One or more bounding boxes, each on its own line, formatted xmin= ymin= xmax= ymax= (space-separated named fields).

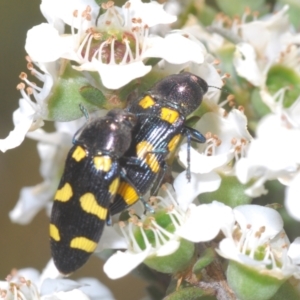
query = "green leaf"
xmin=165 ymin=287 xmax=209 ymax=300
xmin=47 ymin=63 xmax=103 ymax=121
xmin=227 ymin=261 xmax=284 ymax=300
xmin=199 ymin=174 xmax=251 ymax=207
xmin=192 ymin=248 xmax=215 ymax=275
xmin=79 ymin=86 xmax=106 ymax=108
xmin=266 ymin=64 xmax=300 ymax=108
xmin=145 ymin=239 xmax=195 ymax=274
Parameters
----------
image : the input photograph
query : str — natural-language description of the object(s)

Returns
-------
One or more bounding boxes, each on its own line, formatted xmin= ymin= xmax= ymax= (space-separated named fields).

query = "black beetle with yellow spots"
xmin=50 ymin=109 xmax=136 ymax=275
xmin=110 ymin=72 xmax=208 ymax=215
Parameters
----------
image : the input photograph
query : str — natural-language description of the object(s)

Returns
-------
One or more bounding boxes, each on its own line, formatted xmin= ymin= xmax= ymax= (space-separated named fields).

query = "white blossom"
xmin=176 ymin=108 xmax=252 ymax=207
xmin=216 ymin=204 xmax=295 ymax=279
xmin=103 ymin=188 xmax=234 ymax=279
xmin=0 ymin=261 xmax=114 ymax=300
xmin=0 ymin=61 xmax=53 ymax=153
xmin=235 ymin=94 xmax=300 ymax=221
xmin=233 ymin=5 xmax=291 ymax=87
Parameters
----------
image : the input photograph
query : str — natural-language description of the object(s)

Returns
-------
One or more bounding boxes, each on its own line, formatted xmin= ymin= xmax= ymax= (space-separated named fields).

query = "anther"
xmin=25 ymin=56 xmax=32 ymax=63
xmin=19 ymin=72 xmax=27 ymax=80
xmin=259 ymin=226 xmax=266 ymax=233
xmin=16 ymin=83 xmax=25 ymax=90
xmin=205 ymin=132 xmax=212 ymax=139
xmin=27 ymin=62 xmax=33 ymax=70
xmin=238 ymin=105 xmax=245 ymax=112
xmin=213 ymin=59 xmax=220 ymax=65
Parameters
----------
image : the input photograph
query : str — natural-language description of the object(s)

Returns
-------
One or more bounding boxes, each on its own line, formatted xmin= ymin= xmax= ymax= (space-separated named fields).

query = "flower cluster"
xmin=2 ymin=0 xmax=300 ymax=299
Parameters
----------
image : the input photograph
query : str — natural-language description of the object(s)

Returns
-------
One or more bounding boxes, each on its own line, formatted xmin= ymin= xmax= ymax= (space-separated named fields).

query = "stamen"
xmin=77 ymin=32 xmax=94 ymax=62
xmin=127 ymin=221 xmax=142 ymax=252
xmin=109 ymin=37 xmax=116 ymax=64
xmin=150 ymin=219 xmax=175 ymax=241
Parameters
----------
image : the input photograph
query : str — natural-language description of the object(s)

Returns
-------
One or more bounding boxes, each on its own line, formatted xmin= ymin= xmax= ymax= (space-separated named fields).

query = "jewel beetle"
xmin=50 ymin=109 xmax=136 ymax=274
xmin=109 ymin=72 xmax=208 ymax=215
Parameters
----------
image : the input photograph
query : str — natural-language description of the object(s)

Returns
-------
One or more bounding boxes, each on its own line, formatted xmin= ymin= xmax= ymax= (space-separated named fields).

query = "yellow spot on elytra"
xmin=168 ymin=134 xmax=181 ymax=152
xmin=80 ymin=193 xmax=108 ymax=220
xmin=117 ymin=181 xmax=139 ymax=205
xmin=72 ymin=146 xmax=86 ymax=162
xmin=138 ymin=95 xmax=155 ymax=109
xmin=136 ymin=141 xmax=160 ymax=173
xmin=70 ymin=237 xmax=97 ymax=253
xmin=55 ymin=183 xmax=73 ymax=202
xmin=49 ymin=224 xmax=60 ymax=241
xmin=109 ymin=178 xmax=120 ymax=196
xmin=93 ymin=156 xmax=112 ymax=172
xmin=160 ymin=107 xmax=179 ymax=124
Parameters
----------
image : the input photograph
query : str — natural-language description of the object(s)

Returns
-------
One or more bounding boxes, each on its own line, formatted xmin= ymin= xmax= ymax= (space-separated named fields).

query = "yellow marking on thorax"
xmin=80 ymin=193 xmax=108 ymax=220
xmin=117 ymin=181 xmax=139 ymax=205
xmin=93 ymin=156 xmax=112 ymax=172
xmin=160 ymin=107 xmax=179 ymax=124
xmin=55 ymin=183 xmax=73 ymax=202
xmin=70 ymin=237 xmax=97 ymax=253
xmin=136 ymin=141 xmax=160 ymax=173
xmin=138 ymin=95 xmax=155 ymax=109
xmin=72 ymin=146 xmax=86 ymax=162
xmin=168 ymin=134 xmax=181 ymax=152
xmin=109 ymin=178 xmax=120 ymax=196
xmin=49 ymin=224 xmax=60 ymax=241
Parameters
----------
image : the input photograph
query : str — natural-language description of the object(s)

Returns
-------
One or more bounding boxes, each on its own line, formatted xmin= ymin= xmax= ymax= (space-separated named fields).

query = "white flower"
xmin=25 ymin=0 xmax=194 ymax=90
xmin=103 ymin=188 xmax=234 ymax=279
xmin=9 ymin=118 xmax=85 ymax=224
xmin=0 ymin=261 xmax=114 ymax=300
xmin=235 ymin=99 xmax=300 ymax=200
xmin=176 ymin=108 xmax=252 ymax=206
xmin=233 ymin=5 xmax=291 ymax=87
xmin=215 ymin=204 xmax=296 ymax=279
xmin=180 ymin=108 xmax=252 ymax=173
xmin=0 ymin=61 xmax=53 ymax=153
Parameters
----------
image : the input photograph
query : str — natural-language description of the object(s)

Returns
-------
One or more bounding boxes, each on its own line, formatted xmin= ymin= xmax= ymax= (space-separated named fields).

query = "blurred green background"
xmin=0 ymin=1 xmax=147 ymax=299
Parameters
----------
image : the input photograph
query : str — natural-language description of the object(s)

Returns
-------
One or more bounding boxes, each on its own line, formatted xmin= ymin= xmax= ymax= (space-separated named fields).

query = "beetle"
xmin=50 ymin=108 xmax=136 ymax=274
xmin=109 ymin=72 xmax=208 ymax=215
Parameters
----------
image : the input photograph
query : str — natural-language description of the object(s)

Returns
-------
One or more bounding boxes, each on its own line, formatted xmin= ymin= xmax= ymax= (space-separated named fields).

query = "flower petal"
xmin=285 ymin=173 xmax=300 ymax=221
xmin=233 ymin=43 xmax=263 ymax=86
xmin=155 ymin=240 xmax=180 ymax=257
xmin=26 ymin=24 xmax=67 ymax=62
xmin=143 ymin=33 xmax=204 ymax=64
xmin=103 ymin=247 xmax=152 ymax=279
xmin=123 ymin=0 xmax=176 ymax=27
xmin=288 ymin=237 xmax=300 ymax=265
xmin=77 ymin=278 xmax=115 ymax=300
xmin=177 ymin=202 xmax=227 ymax=242
xmin=234 ymin=205 xmax=283 ymax=240
xmin=77 ymin=59 xmax=151 ymax=90
xmin=216 ymin=238 xmax=270 ymax=267
xmin=174 ymin=171 xmax=221 ymax=210
xmin=9 ymin=181 xmax=54 ymax=224
xmin=178 ymin=143 xmax=232 ymax=174
xmin=0 ymin=99 xmax=36 ymax=152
